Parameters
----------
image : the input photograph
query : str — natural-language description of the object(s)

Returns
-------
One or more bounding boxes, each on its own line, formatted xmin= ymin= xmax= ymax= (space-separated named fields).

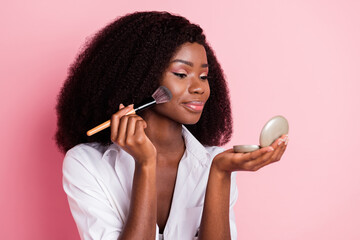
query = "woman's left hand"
xmin=212 ymin=135 xmax=288 ymax=173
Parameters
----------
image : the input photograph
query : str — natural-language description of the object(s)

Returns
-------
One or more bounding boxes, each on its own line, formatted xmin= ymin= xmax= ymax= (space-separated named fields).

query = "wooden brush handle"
xmin=86 ymin=109 xmax=136 ymax=136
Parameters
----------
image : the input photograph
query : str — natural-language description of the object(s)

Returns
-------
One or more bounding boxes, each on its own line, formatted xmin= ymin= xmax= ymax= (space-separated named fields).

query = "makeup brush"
xmin=86 ymin=86 xmax=172 ymax=136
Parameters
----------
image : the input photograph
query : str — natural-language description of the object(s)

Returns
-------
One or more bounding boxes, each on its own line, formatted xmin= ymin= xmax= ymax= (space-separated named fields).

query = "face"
xmin=154 ymin=42 xmax=210 ymax=125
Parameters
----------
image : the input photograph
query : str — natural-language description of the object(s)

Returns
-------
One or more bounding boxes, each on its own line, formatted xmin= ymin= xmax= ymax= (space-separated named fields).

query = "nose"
xmin=188 ymin=77 xmax=205 ymax=95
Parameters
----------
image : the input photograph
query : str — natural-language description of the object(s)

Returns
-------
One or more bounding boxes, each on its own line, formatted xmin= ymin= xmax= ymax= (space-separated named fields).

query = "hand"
xmin=212 ymin=135 xmax=288 ymax=173
xmin=110 ymin=104 xmax=157 ymax=165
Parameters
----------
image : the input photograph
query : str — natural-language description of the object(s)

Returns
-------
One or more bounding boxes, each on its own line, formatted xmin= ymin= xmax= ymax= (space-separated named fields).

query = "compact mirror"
xmin=233 ymin=145 xmax=260 ymax=153
xmin=233 ymin=115 xmax=289 ymax=153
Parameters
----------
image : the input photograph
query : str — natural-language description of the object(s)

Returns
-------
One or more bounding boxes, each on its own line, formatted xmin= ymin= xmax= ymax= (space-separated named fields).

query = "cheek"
xmin=163 ymin=80 xmax=187 ymax=102
xmin=167 ymin=83 xmax=181 ymax=95
xmin=205 ymin=82 xmax=211 ymax=101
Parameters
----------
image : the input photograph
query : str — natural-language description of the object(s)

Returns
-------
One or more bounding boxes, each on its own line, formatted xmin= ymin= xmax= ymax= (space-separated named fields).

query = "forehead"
xmin=171 ymin=42 xmax=207 ymax=63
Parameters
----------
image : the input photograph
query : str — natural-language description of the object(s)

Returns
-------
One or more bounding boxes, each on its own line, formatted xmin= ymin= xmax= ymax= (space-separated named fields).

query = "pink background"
xmin=1 ymin=0 xmax=359 ymax=239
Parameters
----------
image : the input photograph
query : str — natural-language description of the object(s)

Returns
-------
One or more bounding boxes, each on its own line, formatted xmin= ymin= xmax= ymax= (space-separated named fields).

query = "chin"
xmin=170 ymin=114 xmax=202 ymax=125
xmin=177 ymin=114 xmax=202 ymax=125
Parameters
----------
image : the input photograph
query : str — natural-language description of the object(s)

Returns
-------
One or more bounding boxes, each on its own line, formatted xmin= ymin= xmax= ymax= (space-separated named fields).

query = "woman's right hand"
xmin=110 ymin=104 xmax=157 ymax=166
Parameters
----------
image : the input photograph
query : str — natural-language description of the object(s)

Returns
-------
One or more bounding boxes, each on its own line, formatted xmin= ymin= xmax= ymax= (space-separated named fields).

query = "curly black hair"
xmin=55 ymin=11 xmax=232 ymax=153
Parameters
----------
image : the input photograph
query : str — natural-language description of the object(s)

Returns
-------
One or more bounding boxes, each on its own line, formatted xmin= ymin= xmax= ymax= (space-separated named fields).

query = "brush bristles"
xmin=152 ymin=86 xmax=172 ymax=104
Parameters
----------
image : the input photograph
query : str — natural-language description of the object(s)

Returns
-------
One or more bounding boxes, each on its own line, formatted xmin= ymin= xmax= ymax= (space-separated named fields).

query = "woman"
xmin=56 ymin=11 xmax=288 ymax=240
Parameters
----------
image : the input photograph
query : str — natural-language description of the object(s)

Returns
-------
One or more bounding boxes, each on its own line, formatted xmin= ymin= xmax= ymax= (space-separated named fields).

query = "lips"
xmin=182 ymin=101 xmax=205 ymax=112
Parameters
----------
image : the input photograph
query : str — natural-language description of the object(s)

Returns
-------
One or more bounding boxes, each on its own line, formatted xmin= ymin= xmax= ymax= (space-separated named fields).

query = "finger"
xmin=270 ymin=142 xmax=285 ymax=163
xmin=125 ymin=115 xmax=143 ymax=143
xmin=116 ymin=104 xmax=134 ymax=116
xmin=111 ymin=104 xmax=134 ymax=141
xmin=232 ymin=146 xmax=274 ymax=171
xmin=243 ymin=147 xmax=277 ymax=170
xmin=266 ymin=134 xmax=287 ymax=154
xmin=134 ymin=119 xmax=147 ymax=135
xmin=275 ymin=135 xmax=289 ymax=160
xmin=265 ymin=135 xmax=285 ymax=157
xmin=243 ymin=137 xmax=285 ymax=168
xmin=281 ymin=136 xmax=289 ymax=154
xmin=110 ymin=115 xmax=120 ymax=142
xmin=276 ymin=144 xmax=287 ymax=161
xmin=243 ymin=146 xmax=274 ymax=162
xmin=255 ymin=143 xmax=288 ymax=170
xmin=275 ymin=134 xmax=288 ymax=150
xmin=274 ymin=134 xmax=288 ymax=147
xmin=249 ymin=145 xmax=283 ymax=171
xmin=236 ymin=135 xmax=288 ymax=171
xmin=117 ymin=115 xmax=130 ymax=146
xmin=133 ymin=119 xmax=147 ymax=143
xmin=264 ymin=135 xmax=288 ymax=163
xmin=274 ymin=138 xmax=288 ymax=161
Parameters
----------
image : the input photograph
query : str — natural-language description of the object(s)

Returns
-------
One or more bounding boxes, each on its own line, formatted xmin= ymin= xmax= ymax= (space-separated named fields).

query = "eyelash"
xmin=172 ymin=72 xmax=187 ymax=78
xmin=172 ymin=72 xmax=208 ymax=80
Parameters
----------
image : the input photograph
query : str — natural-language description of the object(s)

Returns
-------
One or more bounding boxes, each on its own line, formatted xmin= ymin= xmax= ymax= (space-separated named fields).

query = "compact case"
xmin=233 ymin=115 xmax=289 ymax=153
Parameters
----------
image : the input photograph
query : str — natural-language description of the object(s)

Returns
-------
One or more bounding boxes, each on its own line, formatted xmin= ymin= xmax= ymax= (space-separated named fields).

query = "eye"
xmin=172 ymin=72 xmax=187 ymax=79
xmin=200 ymin=75 xmax=208 ymax=80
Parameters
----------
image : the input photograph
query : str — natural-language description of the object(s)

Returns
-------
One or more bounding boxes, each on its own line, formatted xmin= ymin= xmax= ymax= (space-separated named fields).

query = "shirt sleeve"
xmin=62 ymin=150 xmax=122 ymax=240
xmin=229 ymin=172 xmax=238 ymax=240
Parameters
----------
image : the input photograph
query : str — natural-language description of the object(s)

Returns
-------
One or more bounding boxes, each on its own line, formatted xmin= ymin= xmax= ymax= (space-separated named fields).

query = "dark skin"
xmin=110 ymin=43 xmax=288 ymax=239
xmin=141 ymin=110 xmax=185 ymax=232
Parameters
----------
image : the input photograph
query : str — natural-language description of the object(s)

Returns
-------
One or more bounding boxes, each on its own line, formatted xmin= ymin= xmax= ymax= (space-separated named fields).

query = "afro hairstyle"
xmin=55 ymin=11 xmax=232 ymax=153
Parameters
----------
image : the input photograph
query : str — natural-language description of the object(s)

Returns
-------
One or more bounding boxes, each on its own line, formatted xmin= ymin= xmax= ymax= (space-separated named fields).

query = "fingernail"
xmin=267 ymin=147 xmax=274 ymax=152
xmin=119 ymin=103 xmax=124 ymax=109
xmin=124 ymin=104 xmax=135 ymax=115
xmin=285 ymin=138 xmax=289 ymax=145
xmin=278 ymin=139 xmax=284 ymax=146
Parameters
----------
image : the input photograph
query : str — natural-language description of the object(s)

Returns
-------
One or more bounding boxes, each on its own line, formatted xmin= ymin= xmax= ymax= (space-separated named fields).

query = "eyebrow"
xmin=170 ymin=59 xmax=208 ymax=68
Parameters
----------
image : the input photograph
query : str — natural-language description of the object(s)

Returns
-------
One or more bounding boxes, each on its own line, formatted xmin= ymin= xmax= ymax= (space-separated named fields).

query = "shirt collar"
xmin=101 ymin=125 xmax=212 ymax=167
xmin=181 ymin=125 xmax=212 ymax=167
xmin=101 ymin=144 xmax=121 ymax=168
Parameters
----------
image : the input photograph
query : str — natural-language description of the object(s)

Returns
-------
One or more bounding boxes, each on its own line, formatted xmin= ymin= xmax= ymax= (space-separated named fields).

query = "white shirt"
xmin=63 ymin=125 xmax=238 ymax=240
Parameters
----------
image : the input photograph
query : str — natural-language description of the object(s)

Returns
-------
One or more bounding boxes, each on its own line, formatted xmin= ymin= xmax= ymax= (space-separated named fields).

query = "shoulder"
xmin=63 ymin=142 xmax=109 ymax=175
xmin=65 ymin=142 xmax=107 ymax=157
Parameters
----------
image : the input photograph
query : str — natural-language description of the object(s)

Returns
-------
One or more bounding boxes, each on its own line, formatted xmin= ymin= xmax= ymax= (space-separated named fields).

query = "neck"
xmin=140 ymin=109 xmax=185 ymax=155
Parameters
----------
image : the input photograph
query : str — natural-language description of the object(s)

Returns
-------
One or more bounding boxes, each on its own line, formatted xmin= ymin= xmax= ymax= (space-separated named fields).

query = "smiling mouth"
xmin=182 ymin=101 xmax=205 ymax=112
